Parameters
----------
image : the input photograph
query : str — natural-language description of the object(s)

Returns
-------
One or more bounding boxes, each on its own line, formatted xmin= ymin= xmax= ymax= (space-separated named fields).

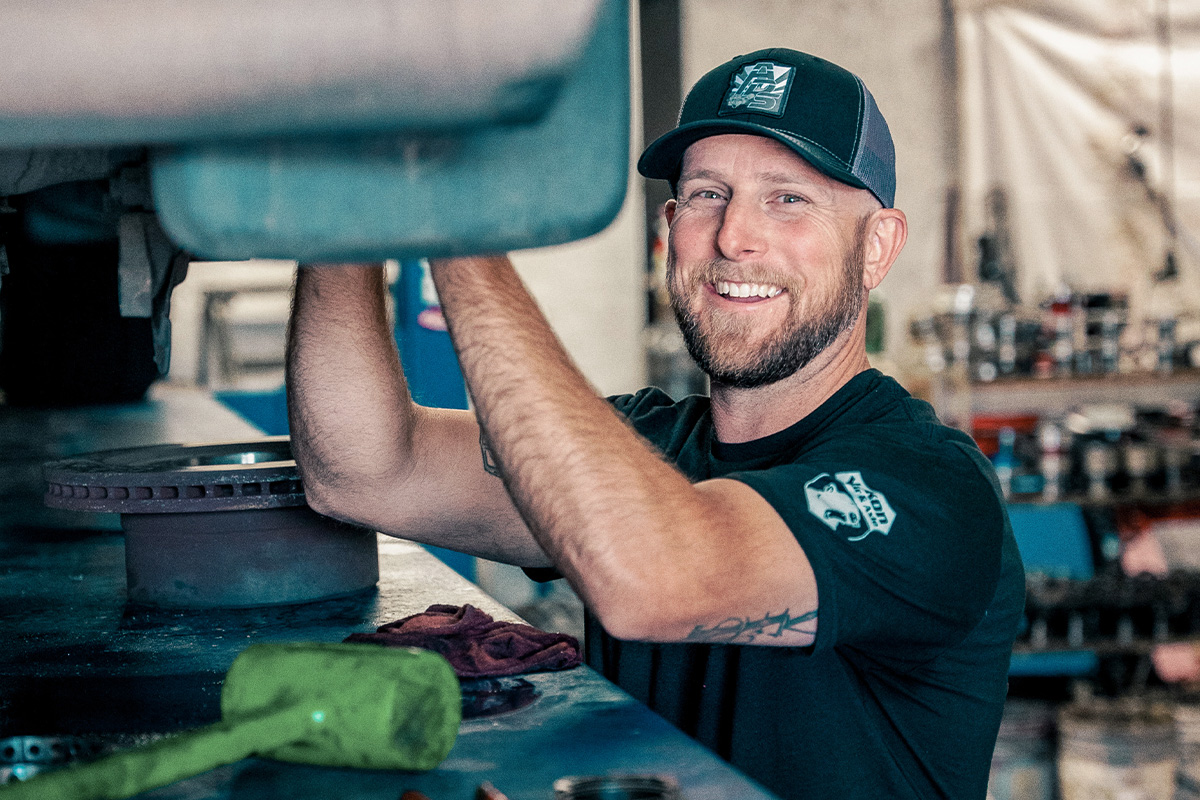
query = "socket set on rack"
xmin=909 ymin=286 xmax=1195 ymax=383
xmin=974 ymin=405 xmax=1200 ymax=504
xmin=1018 ymin=571 xmax=1200 ymax=653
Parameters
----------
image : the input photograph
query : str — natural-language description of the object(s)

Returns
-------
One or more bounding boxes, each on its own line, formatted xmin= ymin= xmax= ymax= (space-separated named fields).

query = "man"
xmin=286 ymin=48 xmax=1025 ymax=799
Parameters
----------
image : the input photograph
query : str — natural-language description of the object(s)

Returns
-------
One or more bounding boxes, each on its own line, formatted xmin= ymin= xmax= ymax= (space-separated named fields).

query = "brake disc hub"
xmin=43 ymin=437 xmax=378 ymax=608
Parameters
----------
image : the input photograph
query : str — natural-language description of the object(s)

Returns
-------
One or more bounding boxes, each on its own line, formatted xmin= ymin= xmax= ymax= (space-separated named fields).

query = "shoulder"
xmin=824 ymin=372 xmax=1001 ymax=507
xmin=734 ymin=396 xmax=1008 ymax=601
xmin=806 ymin=418 xmax=1005 ymax=544
xmin=741 ymin=424 xmax=1004 ymax=544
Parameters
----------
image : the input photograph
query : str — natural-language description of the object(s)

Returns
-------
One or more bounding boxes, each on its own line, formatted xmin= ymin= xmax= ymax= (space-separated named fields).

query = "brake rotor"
xmin=42 ymin=437 xmax=378 ymax=608
xmin=43 ymin=436 xmax=304 ymax=514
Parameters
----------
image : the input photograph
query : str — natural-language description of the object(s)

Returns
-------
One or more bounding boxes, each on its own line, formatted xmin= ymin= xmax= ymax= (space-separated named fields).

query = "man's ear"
xmin=862 ymin=208 xmax=907 ymax=291
xmin=664 ymin=199 xmax=677 ymax=226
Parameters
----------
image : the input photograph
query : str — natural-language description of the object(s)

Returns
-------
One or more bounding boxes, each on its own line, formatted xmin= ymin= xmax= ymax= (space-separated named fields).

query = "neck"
xmin=708 ymin=317 xmax=872 ymax=444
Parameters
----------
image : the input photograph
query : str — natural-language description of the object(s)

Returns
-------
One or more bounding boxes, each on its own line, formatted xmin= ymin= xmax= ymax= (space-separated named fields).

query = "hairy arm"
xmin=431 ymin=255 xmax=818 ymax=646
xmin=285 ymin=263 xmax=550 ymax=567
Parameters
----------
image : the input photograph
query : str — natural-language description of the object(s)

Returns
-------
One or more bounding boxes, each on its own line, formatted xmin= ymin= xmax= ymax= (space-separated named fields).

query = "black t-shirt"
xmin=589 ymin=369 xmax=1025 ymax=800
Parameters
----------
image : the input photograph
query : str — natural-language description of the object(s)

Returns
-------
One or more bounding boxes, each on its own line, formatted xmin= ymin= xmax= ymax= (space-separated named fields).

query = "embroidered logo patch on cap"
xmin=719 ymin=60 xmax=795 ymax=117
xmin=804 ymin=471 xmax=896 ymax=542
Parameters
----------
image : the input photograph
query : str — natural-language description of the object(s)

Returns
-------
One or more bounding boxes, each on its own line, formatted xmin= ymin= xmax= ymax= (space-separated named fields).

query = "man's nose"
xmin=715 ymin=197 xmax=765 ymax=260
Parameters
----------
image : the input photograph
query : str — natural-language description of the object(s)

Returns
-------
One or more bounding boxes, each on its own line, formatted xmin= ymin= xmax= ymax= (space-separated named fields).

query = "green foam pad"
xmin=0 ymin=642 xmax=461 ymax=800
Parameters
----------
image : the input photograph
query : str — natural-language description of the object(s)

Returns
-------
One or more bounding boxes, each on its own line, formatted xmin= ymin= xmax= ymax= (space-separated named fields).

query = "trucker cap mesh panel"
xmin=851 ymin=85 xmax=896 ymax=207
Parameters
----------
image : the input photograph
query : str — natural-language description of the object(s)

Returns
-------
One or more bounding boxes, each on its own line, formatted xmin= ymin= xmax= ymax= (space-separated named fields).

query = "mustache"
xmin=666 ymin=254 xmax=796 ymax=292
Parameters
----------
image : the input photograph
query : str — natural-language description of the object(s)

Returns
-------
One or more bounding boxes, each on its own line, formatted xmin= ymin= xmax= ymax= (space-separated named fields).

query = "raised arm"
xmin=430 ymin=255 xmax=819 ymax=646
xmin=285 ymin=263 xmax=550 ymax=567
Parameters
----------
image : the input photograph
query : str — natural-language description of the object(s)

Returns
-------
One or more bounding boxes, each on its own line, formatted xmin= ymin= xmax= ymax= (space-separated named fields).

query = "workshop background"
xmin=5 ymin=1 xmax=1200 ymax=798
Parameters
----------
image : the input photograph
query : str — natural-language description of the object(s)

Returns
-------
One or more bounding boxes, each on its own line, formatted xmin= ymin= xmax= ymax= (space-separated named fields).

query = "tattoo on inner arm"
xmin=686 ymin=609 xmax=817 ymax=644
xmin=479 ymin=431 xmax=501 ymax=477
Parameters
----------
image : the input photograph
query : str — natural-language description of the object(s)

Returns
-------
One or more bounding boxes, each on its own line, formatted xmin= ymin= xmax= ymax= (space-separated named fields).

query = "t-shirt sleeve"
xmin=731 ymin=435 xmax=1007 ymax=662
xmin=607 ymin=387 xmax=680 ymax=427
xmin=608 ymin=390 xmax=649 ymax=417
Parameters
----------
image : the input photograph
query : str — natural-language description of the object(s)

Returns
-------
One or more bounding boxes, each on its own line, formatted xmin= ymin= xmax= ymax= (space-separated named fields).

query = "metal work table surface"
xmin=0 ymin=392 xmax=778 ymax=799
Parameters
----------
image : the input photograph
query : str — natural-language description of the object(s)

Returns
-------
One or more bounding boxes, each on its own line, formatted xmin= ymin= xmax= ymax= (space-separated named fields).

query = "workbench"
xmin=0 ymin=390 xmax=780 ymax=799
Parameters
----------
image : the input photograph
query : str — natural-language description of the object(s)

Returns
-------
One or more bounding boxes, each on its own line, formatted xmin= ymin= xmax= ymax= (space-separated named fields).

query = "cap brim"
xmin=637 ymin=119 xmax=868 ymax=194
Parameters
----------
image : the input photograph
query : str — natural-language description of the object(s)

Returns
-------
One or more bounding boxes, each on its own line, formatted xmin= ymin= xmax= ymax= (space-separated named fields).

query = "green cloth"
xmin=1 ymin=642 xmax=460 ymax=800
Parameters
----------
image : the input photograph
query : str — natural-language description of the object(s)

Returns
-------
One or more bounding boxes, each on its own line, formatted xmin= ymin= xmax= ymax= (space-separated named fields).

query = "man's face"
xmin=665 ymin=134 xmax=875 ymax=389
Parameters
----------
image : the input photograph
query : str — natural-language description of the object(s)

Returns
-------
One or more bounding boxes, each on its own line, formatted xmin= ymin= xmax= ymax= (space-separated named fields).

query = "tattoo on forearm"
xmin=479 ymin=431 xmax=501 ymax=477
xmin=686 ymin=609 xmax=817 ymax=644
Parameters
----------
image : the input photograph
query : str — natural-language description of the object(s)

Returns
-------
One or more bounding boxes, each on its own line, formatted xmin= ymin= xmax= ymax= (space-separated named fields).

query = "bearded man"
xmin=286 ymin=48 xmax=1025 ymax=800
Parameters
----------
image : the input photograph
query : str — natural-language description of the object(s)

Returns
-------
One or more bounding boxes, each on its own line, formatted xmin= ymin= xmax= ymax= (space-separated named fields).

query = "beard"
xmin=667 ymin=218 xmax=869 ymax=389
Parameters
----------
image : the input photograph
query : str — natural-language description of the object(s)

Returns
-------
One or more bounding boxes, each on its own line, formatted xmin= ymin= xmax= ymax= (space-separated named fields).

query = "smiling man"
xmin=286 ymin=49 xmax=1025 ymax=800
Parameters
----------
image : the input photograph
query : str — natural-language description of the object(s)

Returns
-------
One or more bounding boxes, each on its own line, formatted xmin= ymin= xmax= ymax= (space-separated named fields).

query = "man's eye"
xmin=778 ymin=194 xmax=805 ymax=204
xmin=695 ymin=190 xmax=723 ymax=200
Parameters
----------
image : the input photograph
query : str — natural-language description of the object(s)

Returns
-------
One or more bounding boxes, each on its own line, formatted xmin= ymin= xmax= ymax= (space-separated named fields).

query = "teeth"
xmin=715 ymin=281 xmax=782 ymax=299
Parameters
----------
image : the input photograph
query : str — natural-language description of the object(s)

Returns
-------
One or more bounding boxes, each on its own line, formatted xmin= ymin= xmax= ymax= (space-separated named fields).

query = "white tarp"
xmin=956 ymin=0 xmax=1200 ymax=325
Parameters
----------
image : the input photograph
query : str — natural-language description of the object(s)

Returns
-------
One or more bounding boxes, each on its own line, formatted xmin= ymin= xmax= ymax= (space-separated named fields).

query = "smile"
xmin=714 ymin=281 xmax=784 ymax=299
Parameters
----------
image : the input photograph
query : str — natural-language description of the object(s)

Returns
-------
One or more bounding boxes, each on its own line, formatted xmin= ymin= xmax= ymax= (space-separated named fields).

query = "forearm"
xmin=285 ymin=263 xmax=551 ymax=568
xmin=430 ymin=257 xmax=771 ymax=638
xmin=286 ymin=264 xmax=417 ymax=511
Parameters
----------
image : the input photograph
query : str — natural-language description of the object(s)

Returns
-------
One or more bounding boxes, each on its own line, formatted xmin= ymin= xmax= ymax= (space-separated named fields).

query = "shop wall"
xmin=510 ymin=178 xmax=648 ymax=398
xmin=508 ymin=7 xmax=648 ymax=399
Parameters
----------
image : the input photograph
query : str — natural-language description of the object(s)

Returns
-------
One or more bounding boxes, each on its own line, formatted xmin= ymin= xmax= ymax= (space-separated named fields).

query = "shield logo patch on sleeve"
xmin=805 ymin=471 xmax=896 ymax=542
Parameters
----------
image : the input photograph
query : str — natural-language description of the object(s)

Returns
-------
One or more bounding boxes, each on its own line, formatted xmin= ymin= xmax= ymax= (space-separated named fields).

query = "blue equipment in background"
xmin=391 ymin=259 xmax=475 ymax=581
xmin=1007 ymin=502 xmax=1097 ymax=677
xmin=392 ymin=259 xmax=470 ymax=411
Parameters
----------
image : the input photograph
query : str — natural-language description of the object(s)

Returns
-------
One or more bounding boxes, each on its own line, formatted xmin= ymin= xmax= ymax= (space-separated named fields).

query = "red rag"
xmin=344 ymin=603 xmax=582 ymax=678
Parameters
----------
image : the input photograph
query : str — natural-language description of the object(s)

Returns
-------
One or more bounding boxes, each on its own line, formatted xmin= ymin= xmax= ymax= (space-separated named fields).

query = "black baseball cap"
xmin=638 ymin=48 xmax=896 ymax=208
